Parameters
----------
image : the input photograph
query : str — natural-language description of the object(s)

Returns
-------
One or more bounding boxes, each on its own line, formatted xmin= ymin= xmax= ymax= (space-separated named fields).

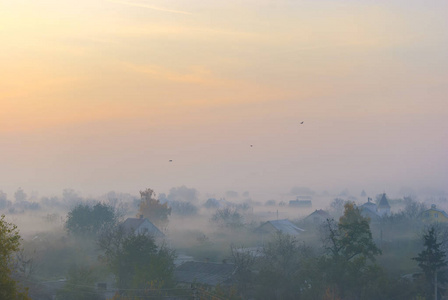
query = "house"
xmin=303 ymin=209 xmax=332 ymax=224
xmin=422 ymin=204 xmax=448 ymax=223
xmin=174 ymin=261 xmax=236 ymax=286
xmin=255 ymin=219 xmax=305 ymax=237
xmin=360 ymin=197 xmax=381 ymax=221
xmin=361 ymin=197 xmax=377 ymax=213
xmin=359 ymin=206 xmax=381 ymax=222
xmin=121 ymin=216 xmax=165 ymax=238
xmin=377 ymin=194 xmax=391 ymax=216
xmin=359 ymin=195 xmax=389 ymax=220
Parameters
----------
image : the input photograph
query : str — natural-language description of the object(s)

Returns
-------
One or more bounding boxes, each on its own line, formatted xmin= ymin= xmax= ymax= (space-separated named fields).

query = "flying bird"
xmin=169 ymin=160 xmax=173 ymax=162
xmin=250 ymin=145 xmax=253 ymax=147
xmin=300 ymin=121 xmax=304 ymax=124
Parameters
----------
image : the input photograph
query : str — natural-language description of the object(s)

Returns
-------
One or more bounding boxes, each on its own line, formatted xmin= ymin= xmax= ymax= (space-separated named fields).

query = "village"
xmin=2 ymin=186 xmax=447 ymax=299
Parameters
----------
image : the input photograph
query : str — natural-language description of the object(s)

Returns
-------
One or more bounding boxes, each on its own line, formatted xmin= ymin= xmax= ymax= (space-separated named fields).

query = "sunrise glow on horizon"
xmin=1 ymin=0 xmax=447 ymax=197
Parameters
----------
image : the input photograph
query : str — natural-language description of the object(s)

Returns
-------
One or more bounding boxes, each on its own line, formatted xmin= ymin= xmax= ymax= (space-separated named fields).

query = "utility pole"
xmin=435 ymin=270 xmax=438 ymax=300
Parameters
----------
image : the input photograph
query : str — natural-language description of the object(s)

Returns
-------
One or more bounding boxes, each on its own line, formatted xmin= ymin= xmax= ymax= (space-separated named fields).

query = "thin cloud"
xmin=106 ymin=0 xmax=193 ymax=15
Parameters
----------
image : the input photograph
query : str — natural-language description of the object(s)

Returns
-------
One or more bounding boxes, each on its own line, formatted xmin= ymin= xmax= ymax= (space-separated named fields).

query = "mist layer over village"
xmin=1 ymin=0 xmax=447 ymax=299
xmin=1 ymin=185 xmax=447 ymax=299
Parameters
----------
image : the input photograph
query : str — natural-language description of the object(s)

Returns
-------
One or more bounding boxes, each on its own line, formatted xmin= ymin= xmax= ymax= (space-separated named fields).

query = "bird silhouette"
xmin=169 ymin=160 xmax=173 ymax=162
xmin=300 ymin=121 xmax=304 ymax=124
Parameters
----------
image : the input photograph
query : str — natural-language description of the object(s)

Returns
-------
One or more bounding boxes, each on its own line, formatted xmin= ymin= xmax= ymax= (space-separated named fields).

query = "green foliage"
xmin=66 ymin=202 xmax=118 ymax=237
xmin=137 ymin=188 xmax=171 ymax=227
xmin=0 ymin=215 xmax=30 ymax=300
xmin=318 ymin=202 xmax=383 ymax=299
xmin=325 ymin=202 xmax=381 ymax=262
xmin=98 ymin=226 xmax=176 ymax=295
xmin=56 ymin=266 xmax=104 ymax=300
xmin=230 ymin=245 xmax=256 ymax=296
xmin=256 ymin=233 xmax=314 ymax=300
xmin=413 ymin=225 xmax=447 ymax=293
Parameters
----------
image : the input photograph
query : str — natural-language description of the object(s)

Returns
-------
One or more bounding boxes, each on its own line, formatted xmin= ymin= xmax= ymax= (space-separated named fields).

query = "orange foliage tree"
xmin=137 ymin=188 xmax=171 ymax=228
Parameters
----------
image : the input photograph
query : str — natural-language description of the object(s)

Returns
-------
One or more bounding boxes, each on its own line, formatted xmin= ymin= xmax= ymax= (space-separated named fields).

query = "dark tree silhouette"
xmin=413 ymin=226 xmax=447 ymax=299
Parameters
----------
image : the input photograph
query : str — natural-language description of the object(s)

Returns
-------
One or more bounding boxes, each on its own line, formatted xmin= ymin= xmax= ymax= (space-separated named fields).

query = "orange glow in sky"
xmin=1 ymin=0 xmax=447 ymax=197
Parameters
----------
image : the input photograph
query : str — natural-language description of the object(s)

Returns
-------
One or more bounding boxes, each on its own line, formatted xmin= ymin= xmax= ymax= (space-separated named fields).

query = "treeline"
xmin=1 ymin=187 xmax=448 ymax=299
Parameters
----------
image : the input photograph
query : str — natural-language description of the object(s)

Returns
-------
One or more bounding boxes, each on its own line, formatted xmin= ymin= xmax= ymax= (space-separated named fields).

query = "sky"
xmin=1 ymin=0 xmax=447 ymax=199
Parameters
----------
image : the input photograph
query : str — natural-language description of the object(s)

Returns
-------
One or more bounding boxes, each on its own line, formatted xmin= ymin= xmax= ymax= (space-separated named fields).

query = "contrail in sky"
xmin=106 ymin=0 xmax=193 ymax=15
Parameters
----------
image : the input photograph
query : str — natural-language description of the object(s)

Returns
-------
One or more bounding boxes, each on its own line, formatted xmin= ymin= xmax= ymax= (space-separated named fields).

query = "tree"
xmin=169 ymin=200 xmax=198 ymax=216
xmin=403 ymin=197 xmax=428 ymax=220
xmin=0 ymin=215 xmax=30 ymax=299
xmin=413 ymin=226 xmax=447 ymax=299
xmin=329 ymin=198 xmax=346 ymax=218
xmin=0 ymin=190 xmax=11 ymax=210
xmin=137 ymin=188 xmax=171 ymax=227
xmin=204 ymin=198 xmax=220 ymax=209
xmin=324 ymin=202 xmax=381 ymax=262
xmin=255 ymin=233 xmax=314 ymax=300
xmin=231 ymin=245 xmax=257 ymax=297
xmin=65 ymin=202 xmax=118 ymax=237
xmin=320 ymin=202 xmax=381 ymax=299
xmin=98 ymin=226 xmax=175 ymax=297
xmin=166 ymin=186 xmax=199 ymax=203
xmin=210 ymin=206 xmax=243 ymax=229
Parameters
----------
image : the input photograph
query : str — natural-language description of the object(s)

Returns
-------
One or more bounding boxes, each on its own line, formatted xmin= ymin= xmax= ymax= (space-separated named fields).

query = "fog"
xmin=1 ymin=0 xmax=447 ymax=298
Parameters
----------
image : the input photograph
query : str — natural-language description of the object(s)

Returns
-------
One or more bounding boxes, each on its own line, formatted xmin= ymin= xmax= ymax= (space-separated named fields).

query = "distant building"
xmin=359 ymin=197 xmax=381 ymax=222
xmin=361 ymin=197 xmax=377 ymax=213
xmin=121 ymin=216 xmax=165 ymax=238
xmin=359 ymin=194 xmax=390 ymax=219
xmin=422 ymin=204 xmax=448 ymax=223
xmin=255 ymin=219 xmax=305 ymax=237
xmin=377 ymin=194 xmax=391 ymax=217
xmin=359 ymin=206 xmax=381 ymax=222
xmin=289 ymin=196 xmax=312 ymax=208
xmin=303 ymin=209 xmax=332 ymax=224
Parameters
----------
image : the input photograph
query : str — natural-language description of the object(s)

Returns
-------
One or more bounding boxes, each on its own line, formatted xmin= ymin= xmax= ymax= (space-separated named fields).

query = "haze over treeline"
xmin=1 ymin=183 xmax=448 ymax=299
xmin=1 ymin=0 xmax=447 ymax=298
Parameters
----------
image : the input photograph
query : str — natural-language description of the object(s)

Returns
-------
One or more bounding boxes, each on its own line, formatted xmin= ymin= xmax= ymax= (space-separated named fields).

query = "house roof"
xmin=424 ymin=205 xmax=448 ymax=218
xmin=361 ymin=201 xmax=377 ymax=213
xmin=360 ymin=206 xmax=381 ymax=221
xmin=378 ymin=194 xmax=391 ymax=209
xmin=121 ymin=217 xmax=164 ymax=237
xmin=305 ymin=209 xmax=331 ymax=219
xmin=174 ymin=262 xmax=235 ymax=286
xmin=257 ymin=219 xmax=305 ymax=236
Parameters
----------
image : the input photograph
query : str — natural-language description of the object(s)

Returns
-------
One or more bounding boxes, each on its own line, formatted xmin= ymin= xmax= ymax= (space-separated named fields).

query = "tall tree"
xmin=137 ymin=188 xmax=171 ymax=227
xmin=256 ymin=233 xmax=314 ymax=300
xmin=413 ymin=226 xmax=447 ymax=299
xmin=321 ymin=202 xmax=381 ymax=299
xmin=98 ymin=226 xmax=175 ymax=297
xmin=324 ymin=202 xmax=381 ymax=262
xmin=0 ymin=215 xmax=30 ymax=300
xmin=231 ymin=245 xmax=257 ymax=297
